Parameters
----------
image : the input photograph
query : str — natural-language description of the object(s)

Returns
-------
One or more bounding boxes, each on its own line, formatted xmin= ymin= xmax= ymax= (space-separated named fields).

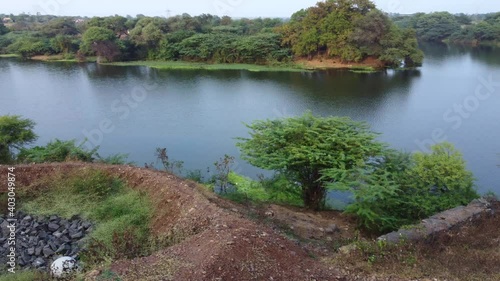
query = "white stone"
xmin=50 ymin=256 xmax=79 ymax=279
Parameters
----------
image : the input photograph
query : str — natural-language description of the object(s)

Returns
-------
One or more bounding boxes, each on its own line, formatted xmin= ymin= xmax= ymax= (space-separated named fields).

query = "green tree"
xmin=350 ymin=9 xmax=391 ymax=55
xmin=237 ymin=112 xmax=384 ymax=210
xmin=0 ymin=115 xmax=37 ymax=163
xmin=380 ymin=26 xmax=423 ymax=67
xmin=279 ymin=0 xmax=422 ymax=67
xmin=413 ymin=12 xmax=461 ymax=42
xmin=39 ymin=17 xmax=78 ymax=37
xmin=80 ymin=26 xmax=116 ymax=53
xmin=80 ymin=26 xmax=119 ymax=62
xmin=7 ymin=36 xmax=52 ymax=58
xmin=50 ymin=34 xmax=78 ymax=54
xmin=0 ymin=22 xmax=9 ymax=35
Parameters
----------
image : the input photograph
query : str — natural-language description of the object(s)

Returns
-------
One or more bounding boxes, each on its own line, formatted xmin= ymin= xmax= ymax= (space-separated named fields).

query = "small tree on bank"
xmin=0 ymin=115 xmax=37 ymax=163
xmin=237 ymin=112 xmax=384 ymax=210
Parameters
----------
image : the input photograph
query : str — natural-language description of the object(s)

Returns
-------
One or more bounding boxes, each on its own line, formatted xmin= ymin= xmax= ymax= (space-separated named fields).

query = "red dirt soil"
xmin=0 ymin=163 xmax=345 ymax=280
xmin=296 ymin=56 xmax=385 ymax=70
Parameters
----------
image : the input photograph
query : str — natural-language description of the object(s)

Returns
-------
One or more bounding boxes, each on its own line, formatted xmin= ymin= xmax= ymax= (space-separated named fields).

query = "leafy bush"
xmin=330 ymin=143 xmax=479 ymax=233
xmin=18 ymin=139 xmax=98 ymax=163
xmin=0 ymin=115 xmax=37 ymax=164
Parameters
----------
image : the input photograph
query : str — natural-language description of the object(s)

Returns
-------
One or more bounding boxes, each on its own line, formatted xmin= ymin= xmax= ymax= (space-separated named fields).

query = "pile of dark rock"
xmin=0 ymin=211 xmax=92 ymax=271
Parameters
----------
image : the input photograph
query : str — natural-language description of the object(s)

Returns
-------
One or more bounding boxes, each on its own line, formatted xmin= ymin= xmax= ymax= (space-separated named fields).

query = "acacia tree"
xmin=0 ymin=115 xmax=37 ymax=163
xmin=237 ymin=112 xmax=384 ymax=210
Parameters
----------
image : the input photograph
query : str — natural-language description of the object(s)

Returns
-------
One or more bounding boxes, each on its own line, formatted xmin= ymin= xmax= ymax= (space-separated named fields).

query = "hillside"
xmin=1 ymin=163 xmax=499 ymax=280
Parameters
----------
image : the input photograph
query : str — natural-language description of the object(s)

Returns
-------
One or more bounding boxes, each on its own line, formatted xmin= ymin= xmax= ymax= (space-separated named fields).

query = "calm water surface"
xmin=1 ymin=43 xmax=499 ymax=196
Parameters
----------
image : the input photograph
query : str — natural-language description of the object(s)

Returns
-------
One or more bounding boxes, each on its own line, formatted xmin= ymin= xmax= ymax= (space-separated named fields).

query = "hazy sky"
xmin=2 ymin=0 xmax=498 ymax=18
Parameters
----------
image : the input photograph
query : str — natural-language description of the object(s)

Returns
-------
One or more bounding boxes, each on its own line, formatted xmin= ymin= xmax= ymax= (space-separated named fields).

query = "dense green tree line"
xmin=279 ymin=0 xmax=423 ymax=67
xmin=1 ymin=1 xmax=424 ymax=67
xmin=392 ymin=12 xmax=500 ymax=45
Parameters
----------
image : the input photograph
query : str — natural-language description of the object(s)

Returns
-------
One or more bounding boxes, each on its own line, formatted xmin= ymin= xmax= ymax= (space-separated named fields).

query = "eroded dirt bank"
xmin=1 ymin=163 xmax=498 ymax=281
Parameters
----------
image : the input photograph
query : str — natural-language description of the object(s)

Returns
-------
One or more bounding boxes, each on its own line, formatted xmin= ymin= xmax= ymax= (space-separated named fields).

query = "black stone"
xmin=42 ymin=246 xmax=54 ymax=257
xmin=70 ymin=231 xmax=84 ymax=239
xmin=32 ymin=257 xmax=46 ymax=267
xmin=48 ymin=223 xmax=60 ymax=232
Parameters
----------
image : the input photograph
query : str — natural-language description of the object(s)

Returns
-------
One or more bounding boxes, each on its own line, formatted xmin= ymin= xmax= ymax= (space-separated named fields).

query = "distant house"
xmin=74 ymin=18 xmax=85 ymax=24
xmin=2 ymin=17 xmax=13 ymax=24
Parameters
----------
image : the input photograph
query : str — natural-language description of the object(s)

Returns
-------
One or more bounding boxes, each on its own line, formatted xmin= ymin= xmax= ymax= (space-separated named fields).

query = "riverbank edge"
xmin=0 ymin=54 xmax=385 ymax=72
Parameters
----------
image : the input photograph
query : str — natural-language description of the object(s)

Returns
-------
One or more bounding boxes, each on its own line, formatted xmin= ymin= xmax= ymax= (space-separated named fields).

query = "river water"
xmin=1 ymin=43 xmax=499 ymax=196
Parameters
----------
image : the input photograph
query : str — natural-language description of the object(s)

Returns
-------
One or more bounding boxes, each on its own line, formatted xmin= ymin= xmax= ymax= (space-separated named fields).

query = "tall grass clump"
xmin=19 ymin=168 xmax=153 ymax=266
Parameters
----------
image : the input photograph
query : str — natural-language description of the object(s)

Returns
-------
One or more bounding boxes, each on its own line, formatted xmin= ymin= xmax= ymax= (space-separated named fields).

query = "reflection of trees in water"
xmin=247 ymin=68 xmax=420 ymax=100
xmin=419 ymin=42 xmax=470 ymax=60
xmin=231 ymin=68 xmax=421 ymax=124
xmin=420 ymin=42 xmax=500 ymax=67
xmin=79 ymin=62 xmax=422 ymax=123
xmin=80 ymin=63 xmax=159 ymax=80
xmin=469 ymin=46 xmax=500 ymax=67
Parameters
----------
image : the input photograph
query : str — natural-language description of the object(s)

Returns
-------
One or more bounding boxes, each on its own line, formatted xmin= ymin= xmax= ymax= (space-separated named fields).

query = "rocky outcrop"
xmin=378 ymin=198 xmax=495 ymax=244
xmin=0 ymin=212 xmax=92 ymax=271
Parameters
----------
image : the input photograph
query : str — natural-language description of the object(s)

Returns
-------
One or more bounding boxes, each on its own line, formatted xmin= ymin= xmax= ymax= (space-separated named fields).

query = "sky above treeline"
xmin=2 ymin=0 xmax=498 ymax=18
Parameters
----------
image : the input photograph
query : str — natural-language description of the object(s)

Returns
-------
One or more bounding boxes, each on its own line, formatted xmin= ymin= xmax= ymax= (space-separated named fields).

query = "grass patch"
xmin=104 ymin=60 xmax=308 ymax=72
xmin=349 ymin=66 xmax=378 ymax=73
xmin=0 ymin=270 xmax=48 ymax=281
xmin=221 ymin=172 xmax=303 ymax=206
xmin=0 ymin=54 xmax=19 ymax=58
xmin=19 ymin=168 xmax=153 ymax=268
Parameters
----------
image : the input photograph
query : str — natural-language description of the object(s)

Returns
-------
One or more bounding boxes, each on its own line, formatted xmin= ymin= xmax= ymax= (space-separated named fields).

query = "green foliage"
xmin=0 ymin=22 xmax=9 ymax=35
xmin=185 ymin=169 xmax=204 ymax=183
xmin=223 ymin=172 xmax=303 ymax=206
xmin=278 ymin=0 xmax=422 ymax=67
xmin=394 ymin=12 xmax=500 ymax=45
xmin=1 ymin=8 xmax=424 ymax=68
xmin=70 ymin=169 xmax=122 ymax=199
xmin=0 ymin=270 xmax=48 ymax=281
xmin=97 ymin=153 xmax=131 ymax=165
xmin=20 ymin=169 xmax=152 ymax=265
xmin=6 ymin=36 xmax=52 ymax=58
xmin=0 ymin=115 xmax=37 ymax=163
xmin=80 ymin=26 xmax=116 ymax=54
xmin=413 ymin=12 xmax=461 ymax=42
xmin=329 ymin=143 xmax=479 ymax=233
xmin=237 ymin=112 xmax=384 ymax=210
xmin=18 ymin=139 xmax=98 ymax=163
xmin=39 ymin=17 xmax=78 ymax=37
